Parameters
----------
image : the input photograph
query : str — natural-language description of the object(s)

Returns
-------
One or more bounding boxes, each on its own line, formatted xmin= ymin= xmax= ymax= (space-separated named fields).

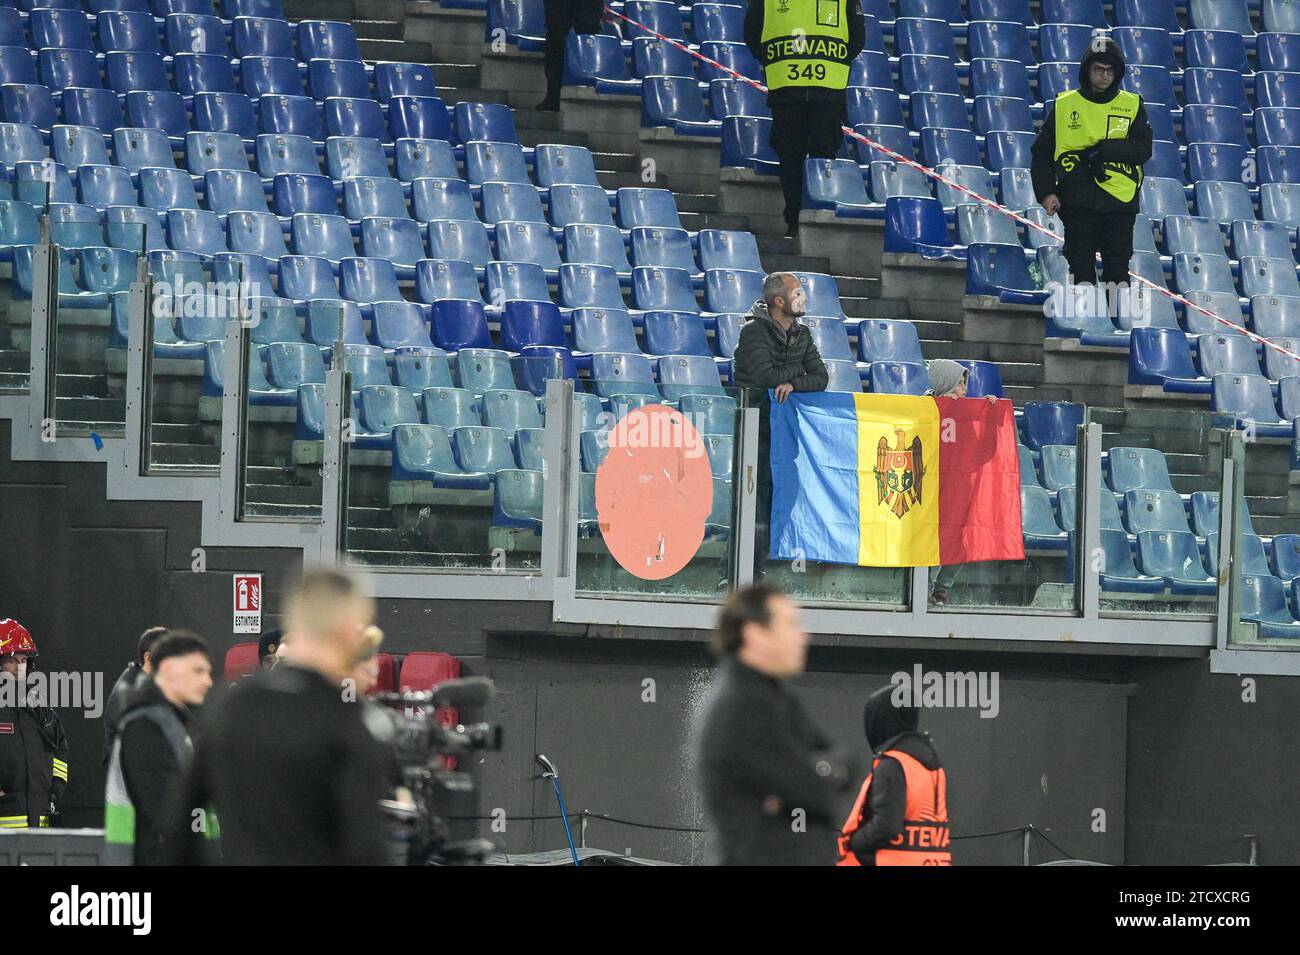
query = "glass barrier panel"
xmin=144 ymin=252 xmax=223 ymax=472
xmin=1226 ymin=431 xmax=1300 ymax=646
xmin=0 ymin=203 xmax=32 ymax=394
xmin=48 ymin=241 xmax=126 ymax=436
xmin=239 ymin=294 xmax=322 ymax=518
xmin=574 ymin=384 xmax=738 ymax=600
xmin=342 ymin=345 xmax=554 ymax=571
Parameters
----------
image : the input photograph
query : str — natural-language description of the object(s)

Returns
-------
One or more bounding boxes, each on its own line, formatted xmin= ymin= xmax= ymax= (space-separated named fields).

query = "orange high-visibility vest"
xmin=837 ymin=748 xmax=951 ymax=866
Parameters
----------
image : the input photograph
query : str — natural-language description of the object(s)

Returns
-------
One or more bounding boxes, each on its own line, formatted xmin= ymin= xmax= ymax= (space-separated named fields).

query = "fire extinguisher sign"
xmin=233 ymin=573 xmax=262 ymax=634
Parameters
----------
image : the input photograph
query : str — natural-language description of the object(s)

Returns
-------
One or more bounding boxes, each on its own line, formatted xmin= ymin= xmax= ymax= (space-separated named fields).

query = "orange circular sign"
xmin=594 ymin=405 xmax=714 ymax=580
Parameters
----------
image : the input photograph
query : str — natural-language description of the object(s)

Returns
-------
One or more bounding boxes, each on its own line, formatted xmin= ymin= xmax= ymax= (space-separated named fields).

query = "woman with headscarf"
xmin=925 ymin=360 xmax=1000 ymax=604
xmin=836 ymin=685 xmax=950 ymax=866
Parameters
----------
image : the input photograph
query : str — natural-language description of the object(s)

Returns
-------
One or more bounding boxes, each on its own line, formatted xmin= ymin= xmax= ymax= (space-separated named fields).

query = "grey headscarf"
xmin=926 ymin=359 xmax=968 ymax=398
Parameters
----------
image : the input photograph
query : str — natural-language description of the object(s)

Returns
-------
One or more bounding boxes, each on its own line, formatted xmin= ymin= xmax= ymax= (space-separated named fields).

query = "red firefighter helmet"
xmin=0 ymin=619 xmax=36 ymax=658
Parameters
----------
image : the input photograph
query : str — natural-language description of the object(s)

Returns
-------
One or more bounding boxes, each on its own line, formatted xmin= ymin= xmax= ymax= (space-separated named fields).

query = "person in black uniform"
xmin=172 ymin=569 xmax=390 ymax=865
xmin=694 ymin=584 xmax=845 ymax=865
xmin=745 ymin=0 xmax=865 ymax=238
xmin=104 ymin=625 xmax=168 ymax=766
xmin=0 ymin=619 xmax=69 ymax=830
xmin=538 ymin=0 xmax=605 ymax=112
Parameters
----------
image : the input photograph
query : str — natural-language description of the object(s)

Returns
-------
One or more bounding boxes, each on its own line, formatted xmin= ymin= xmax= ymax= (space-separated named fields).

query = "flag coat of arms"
xmin=769 ymin=392 xmax=1025 ymax=567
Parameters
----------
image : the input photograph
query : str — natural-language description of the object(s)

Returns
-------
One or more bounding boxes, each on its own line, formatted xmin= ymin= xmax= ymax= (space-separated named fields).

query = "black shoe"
xmin=783 ymin=224 xmax=800 ymax=239
xmin=536 ymin=94 xmax=561 ymax=112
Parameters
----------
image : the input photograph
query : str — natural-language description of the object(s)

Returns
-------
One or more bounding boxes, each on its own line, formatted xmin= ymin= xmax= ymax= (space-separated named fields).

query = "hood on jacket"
xmin=926 ymin=359 xmax=968 ymax=398
xmin=747 ymin=299 xmax=771 ymax=322
xmin=1078 ymin=37 xmax=1126 ymax=103
xmin=862 ymin=685 xmax=919 ymax=751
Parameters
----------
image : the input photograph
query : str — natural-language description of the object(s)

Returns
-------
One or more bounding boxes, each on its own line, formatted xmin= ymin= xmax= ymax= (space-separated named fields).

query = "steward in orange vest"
xmin=837 ymin=685 xmax=951 ymax=866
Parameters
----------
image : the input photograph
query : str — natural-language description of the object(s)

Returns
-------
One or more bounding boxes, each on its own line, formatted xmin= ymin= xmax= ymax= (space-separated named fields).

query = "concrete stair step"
xmin=354 ymin=20 xmax=406 ymax=41
xmin=432 ymin=62 xmax=481 ymax=89
xmin=359 ymin=37 xmax=436 ymax=61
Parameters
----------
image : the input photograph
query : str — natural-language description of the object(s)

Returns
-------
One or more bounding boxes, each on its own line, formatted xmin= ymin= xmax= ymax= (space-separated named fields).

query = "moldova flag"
xmin=769 ymin=393 xmax=1025 ymax=567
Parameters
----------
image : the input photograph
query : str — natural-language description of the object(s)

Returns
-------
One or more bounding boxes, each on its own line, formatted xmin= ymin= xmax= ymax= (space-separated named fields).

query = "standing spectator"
xmin=258 ymin=628 xmax=283 ymax=670
xmin=538 ymin=0 xmax=605 ymax=111
xmin=0 ymin=619 xmax=69 ymax=829
xmin=745 ymin=0 xmax=865 ymax=237
xmin=1031 ymin=38 xmax=1152 ymax=308
xmin=694 ymin=584 xmax=844 ymax=865
xmin=733 ymin=272 xmax=829 ymax=565
xmin=104 ymin=631 xmax=213 ymax=865
xmin=104 ymin=625 xmax=168 ymax=766
xmin=926 ymin=360 xmax=1000 ymax=605
xmin=837 ymin=685 xmax=950 ymax=865
xmin=173 ymin=569 xmax=391 ymax=865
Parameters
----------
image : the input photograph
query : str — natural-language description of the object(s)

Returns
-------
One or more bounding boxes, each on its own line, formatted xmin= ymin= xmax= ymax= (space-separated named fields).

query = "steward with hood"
xmin=837 ymin=685 xmax=951 ymax=866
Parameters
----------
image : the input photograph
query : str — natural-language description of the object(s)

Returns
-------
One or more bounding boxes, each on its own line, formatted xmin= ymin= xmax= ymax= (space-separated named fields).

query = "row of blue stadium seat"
xmin=0 ymin=1 xmax=285 ymax=19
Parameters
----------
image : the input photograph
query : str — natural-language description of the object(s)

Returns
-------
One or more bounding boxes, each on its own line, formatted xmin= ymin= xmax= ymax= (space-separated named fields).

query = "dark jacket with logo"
xmin=744 ymin=0 xmax=866 ymax=106
xmin=1031 ymin=40 xmax=1153 ymax=214
xmin=117 ymin=677 xmax=194 ymax=865
xmin=0 ymin=681 xmax=69 ymax=827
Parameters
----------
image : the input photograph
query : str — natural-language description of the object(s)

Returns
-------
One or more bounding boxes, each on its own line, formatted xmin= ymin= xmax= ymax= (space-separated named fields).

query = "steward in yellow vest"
xmin=1031 ymin=38 xmax=1153 ymax=287
xmin=744 ymin=0 xmax=865 ymax=237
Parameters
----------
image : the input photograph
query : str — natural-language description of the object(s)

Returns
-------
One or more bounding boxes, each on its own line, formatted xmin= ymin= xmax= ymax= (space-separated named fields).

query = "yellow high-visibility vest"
xmin=1053 ymin=88 xmax=1144 ymax=204
xmin=760 ymin=0 xmax=851 ymax=92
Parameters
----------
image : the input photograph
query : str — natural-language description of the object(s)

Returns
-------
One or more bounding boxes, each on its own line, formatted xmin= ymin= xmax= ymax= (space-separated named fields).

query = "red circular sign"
xmin=594 ymin=405 xmax=714 ymax=580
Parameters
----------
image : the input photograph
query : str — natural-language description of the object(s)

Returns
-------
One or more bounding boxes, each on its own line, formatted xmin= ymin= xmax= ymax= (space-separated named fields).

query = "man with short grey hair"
xmin=733 ymin=272 xmax=828 ymax=569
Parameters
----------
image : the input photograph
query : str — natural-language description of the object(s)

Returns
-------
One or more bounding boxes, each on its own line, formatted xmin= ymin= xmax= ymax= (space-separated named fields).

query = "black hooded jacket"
xmin=846 ymin=685 xmax=943 ymax=864
xmin=117 ymin=676 xmax=193 ymax=865
xmin=1031 ymin=39 xmax=1154 ymax=214
xmin=104 ymin=661 xmax=147 ymax=767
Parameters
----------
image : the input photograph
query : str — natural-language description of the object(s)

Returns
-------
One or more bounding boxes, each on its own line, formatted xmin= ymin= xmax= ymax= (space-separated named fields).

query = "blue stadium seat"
xmin=78 ymin=163 xmax=136 ymax=208
xmin=965 ymin=243 xmax=1045 ymax=304
xmin=114 ymin=127 xmax=174 ymax=173
xmin=1125 ymin=489 xmax=1194 ymax=537
xmin=455 ymin=101 xmax=519 ymax=146
xmin=618 ymin=187 xmax=681 ymax=229
xmin=643 ymin=311 xmax=711 ymax=360
xmin=660 ymin=354 xmax=725 ymax=401
xmin=212 ymin=253 xmax=277 ymax=299
xmin=590 ymin=351 xmax=659 ymax=399
xmin=633 ymin=37 xmax=696 ymax=80
xmin=697 ymin=229 xmax=762 ymax=273
xmin=166 ymin=13 xmax=227 ymax=57
xmin=803 ymin=158 xmax=878 ymax=217
xmin=279 ymin=255 xmax=339 ymax=302
xmin=633 ymin=266 xmax=698 ymax=312
xmin=858 ymin=318 xmax=924 ymax=364
xmin=1194 ymin=181 xmax=1255 ymax=225
xmin=804 ymin=318 xmax=853 ymax=362
xmin=258 ymin=95 xmax=322 ymax=142
xmin=563 ymin=223 xmax=631 ymax=274
xmin=427 ymin=218 xmax=492 ymax=272
xmin=483 ymin=388 xmax=543 ymax=436
xmin=227 ymin=211 xmax=289 ymax=258
xmin=407 ymin=177 xmax=474 ymax=225
xmin=414 ymin=259 xmax=482 ymax=307
xmin=33 ymin=9 xmax=94 ymax=50
xmin=167 ymin=208 xmax=226 ymax=256
xmin=394 ymin=137 xmax=457 ymax=182
xmin=1072 ymin=527 xmax=1164 ymax=592
xmin=895 ymin=17 xmax=958 ymax=60
xmin=1203 ymin=534 xmax=1272 ymax=579
xmin=696 ymin=41 xmax=761 ymax=83
xmin=573 ymin=307 xmax=639 ymax=357
xmin=824 ymin=359 xmax=862 ymax=393
xmin=957 ymin=202 xmax=1021 ymax=246
xmin=171 ymin=52 xmax=236 ymax=96
xmin=1022 ymin=401 xmax=1084 ymax=452
xmin=550 ymin=184 xmax=616 ymax=230
xmin=431 ymin=299 xmax=493 ymax=351
xmin=245 ymin=296 xmax=304 ymax=348
xmin=1145 ymin=140 xmax=1184 ymax=182
xmin=882 ymin=195 xmax=958 ymax=257
xmin=105 ymin=50 xmax=166 ymax=94
xmin=206 ymin=169 xmax=270 ymax=215
xmin=304 ymin=300 xmax=366 ymax=351
xmin=1240 ymin=255 xmax=1300 ymax=299
xmin=1185 ymin=69 xmax=1248 ymax=110
xmin=1264 ymin=339 xmax=1300 ymax=381
xmin=500 ymin=300 xmax=564 ymax=353
xmin=693 ymin=3 xmax=745 ymax=43
xmin=309 ymin=58 xmax=370 ymax=102
xmin=1 ymin=84 xmax=56 ymax=131
xmin=534 ymin=143 xmax=601 ymax=188
xmin=1182 ymin=290 xmax=1246 ymax=337
xmin=421 ymin=388 xmax=481 ymax=433
xmin=496 ymin=220 xmax=562 ymax=273
xmin=1165 ymin=216 xmax=1226 ymax=257
xmin=371 ymin=300 xmax=434 ymax=351
xmin=392 ymin=350 xmax=453 ymax=393
xmin=344 ymin=176 xmax=409 ymax=219
xmin=560 ymin=263 xmax=626 ymax=309
xmin=1200 ymin=334 xmax=1265 ymax=379
xmin=202 ymin=340 xmax=295 ymax=404
xmin=1189 ymin=0 xmax=1253 ymax=34
xmin=140 ymin=166 xmax=199 ymax=212
xmin=1257 ymin=107 xmax=1300 ymax=149
xmin=190 ymin=93 xmax=257 ymax=141
xmin=0 ymin=49 xmax=36 ymax=89
xmin=899 ymin=54 xmax=961 ymax=96
xmin=969 ymin=58 xmax=1032 ymax=105
xmin=1128 ymin=327 xmax=1207 ymax=391
xmin=703 ymin=268 xmax=763 ymax=314
xmin=1126 ymin=64 xmax=1176 ymax=107
xmin=1212 ymin=373 xmax=1291 ymax=436
xmin=1190 ymin=491 xmax=1257 ymax=538
xmin=340 ymin=256 xmax=403 ymax=306
xmin=244 ymin=57 xmax=305 ymax=99
xmin=326 ymin=136 xmax=389 ymax=180
xmin=464 ymin=140 xmax=530 ymax=186
xmin=62 ymin=88 xmax=123 ymax=134
xmin=126 ymin=90 xmax=192 ymax=143
xmin=1108 ymin=447 xmax=1176 ymax=494
xmin=388 ymin=95 xmax=452 ymax=142
xmin=641 ymin=76 xmax=720 ymax=136
xmin=1272 ymin=534 xmax=1300 ymax=582
xmin=105 ymin=206 xmax=165 ymax=251
xmin=1137 ymin=530 xmax=1215 ymax=595
xmin=266 ymin=341 xmax=328 ymax=391
xmin=631 ymin=226 xmax=698 ymax=275
xmin=324 ymin=97 xmax=386 ymax=141
xmin=1240 ymin=575 xmax=1300 ymax=637
xmin=457 ymin=348 xmax=518 ymax=395
xmin=487 ymin=260 xmax=550 ymax=305
xmin=187 ymin=131 xmax=251 ymax=177
xmin=721 ymin=116 xmax=779 ymax=173
xmin=272 ymin=173 xmax=334 ymax=216
xmin=13 ymin=161 xmax=74 ymax=206
xmin=374 ymin=62 xmax=437 ymax=102
xmin=360 ymin=216 xmax=426 ymax=274
xmin=1113 ymin=26 xmax=1179 ymax=74
xmin=299 ymin=20 xmax=360 ymax=62
xmin=291 ymin=213 xmax=356 ymax=263
xmin=232 ymin=15 xmax=295 ymax=59
xmin=679 ymin=393 xmax=737 ymax=435
xmin=869 ymin=360 xmax=930 ymax=395
xmin=854 ymin=123 xmax=915 ymax=166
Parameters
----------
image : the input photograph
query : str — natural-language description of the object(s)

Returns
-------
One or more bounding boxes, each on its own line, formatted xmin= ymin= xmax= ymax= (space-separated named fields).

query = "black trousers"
xmin=770 ymin=99 xmax=846 ymax=227
xmin=1059 ymin=205 xmax=1137 ymax=287
xmin=542 ymin=0 xmax=604 ymax=98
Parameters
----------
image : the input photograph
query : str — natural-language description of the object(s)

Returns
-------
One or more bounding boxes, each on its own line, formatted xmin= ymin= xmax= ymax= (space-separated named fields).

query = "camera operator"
xmin=172 ymin=569 xmax=391 ymax=865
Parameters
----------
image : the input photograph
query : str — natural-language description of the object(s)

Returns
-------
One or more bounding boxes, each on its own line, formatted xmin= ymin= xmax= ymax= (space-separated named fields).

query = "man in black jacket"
xmin=538 ymin=0 xmax=604 ymax=111
xmin=745 ymin=0 xmax=865 ymax=237
xmin=103 ymin=625 xmax=168 ymax=767
xmin=1031 ymin=38 xmax=1153 ymax=300
xmin=172 ymin=568 xmax=390 ymax=866
xmin=106 ymin=631 xmax=212 ymax=865
xmin=733 ymin=272 xmax=829 ymax=566
xmin=695 ymin=584 xmax=845 ymax=865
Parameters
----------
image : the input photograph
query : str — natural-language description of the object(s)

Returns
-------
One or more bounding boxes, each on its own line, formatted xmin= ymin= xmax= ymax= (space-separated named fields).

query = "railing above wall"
xmin=2 ymin=234 xmax=1298 ymax=668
